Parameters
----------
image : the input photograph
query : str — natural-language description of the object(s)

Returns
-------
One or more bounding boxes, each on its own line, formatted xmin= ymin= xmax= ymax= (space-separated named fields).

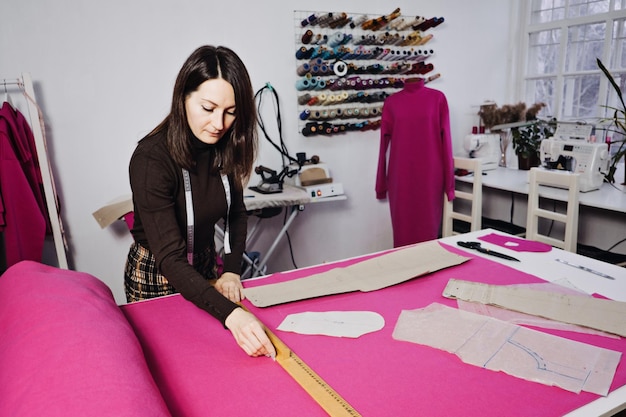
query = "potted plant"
xmin=511 ymin=116 xmax=556 ymax=170
xmin=597 ymin=58 xmax=626 ymax=184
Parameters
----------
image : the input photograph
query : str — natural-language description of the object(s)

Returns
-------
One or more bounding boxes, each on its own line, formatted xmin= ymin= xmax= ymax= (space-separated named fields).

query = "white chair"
xmin=442 ymin=157 xmax=482 ymax=237
xmin=525 ymin=167 xmax=580 ymax=252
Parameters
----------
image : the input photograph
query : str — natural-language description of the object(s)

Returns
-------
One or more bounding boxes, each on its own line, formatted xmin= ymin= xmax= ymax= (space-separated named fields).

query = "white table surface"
xmin=457 ymin=165 xmax=626 ymax=213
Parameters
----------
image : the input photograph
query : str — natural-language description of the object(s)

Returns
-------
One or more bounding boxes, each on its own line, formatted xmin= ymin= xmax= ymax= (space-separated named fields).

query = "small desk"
xmin=215 ymin=184 xmax=346 ymax=278
xmin=455 ymin=165 xmax=626 ymax=252
xmin=458 ymin=165 xmax=626 ymax=213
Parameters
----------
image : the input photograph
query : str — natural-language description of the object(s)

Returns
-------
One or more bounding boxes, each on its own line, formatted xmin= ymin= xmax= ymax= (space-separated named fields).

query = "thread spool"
xmin=328 ymin=31 xmax=345 ymax=47
xmin=295 ymin=78 xmax=310 ymax=91
xmin=297 ymin=93 xmax=311 ymax=105
xmin=301 ymin=30 xmax=313 ymax=44
xmin=299 ymin=109 xmax=311 ymax=120
xmin=296 ymin=63 xmax=311 ymax=76
xmin=431 ymin=17 xmax=445 ymax=28
xmin=307 ymin=96 xmax=319 ymax=106
xmin=333 ymin=60 xmax=349 ymax=77
xmin=296 ymin=47 xmax=314 ymax=60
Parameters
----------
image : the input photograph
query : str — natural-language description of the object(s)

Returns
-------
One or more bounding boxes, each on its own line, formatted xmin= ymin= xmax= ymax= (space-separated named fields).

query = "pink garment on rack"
xmin=0 ymin=102 xmax=47 ymax=266
xmin=376 ymin=79 xmax=455 ymax=247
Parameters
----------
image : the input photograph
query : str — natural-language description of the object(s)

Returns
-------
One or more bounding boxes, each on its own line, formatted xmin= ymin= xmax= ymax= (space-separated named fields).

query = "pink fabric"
xmin=376 ymin=79 xmax=455 ymax=247
xmin=242 ymin=243 xmax=626 ymax=417
xmin=121 ymin=295 xmax=326 ymax=417
xmin=0 ymin=261 xmax=171 ymax=417
xmin=479 ymin=232 xmax=553 ymax=252
xmin=124 ymin=211 xmax=135 ymax=230
xmin=0 ymin=104 xmax=47 ymax=266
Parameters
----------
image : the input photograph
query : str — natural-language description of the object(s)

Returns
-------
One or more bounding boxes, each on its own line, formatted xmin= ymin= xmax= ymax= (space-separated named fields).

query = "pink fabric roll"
xmin=0 ymin=261 xmax=171 ymax=417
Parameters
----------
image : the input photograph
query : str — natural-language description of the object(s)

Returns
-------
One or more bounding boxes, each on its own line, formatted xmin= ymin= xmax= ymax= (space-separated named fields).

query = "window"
xmin=520 ymin=0 xmax=626 ymax=137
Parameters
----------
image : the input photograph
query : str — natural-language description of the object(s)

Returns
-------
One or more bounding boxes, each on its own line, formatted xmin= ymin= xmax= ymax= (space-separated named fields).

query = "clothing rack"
xmin=2 ymin=73 xmax=69 ymax=269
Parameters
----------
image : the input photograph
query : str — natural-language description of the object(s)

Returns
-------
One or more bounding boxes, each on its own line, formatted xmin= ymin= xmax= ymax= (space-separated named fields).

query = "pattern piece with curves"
xmin=392 ymin=303 xmax=621 ymax=396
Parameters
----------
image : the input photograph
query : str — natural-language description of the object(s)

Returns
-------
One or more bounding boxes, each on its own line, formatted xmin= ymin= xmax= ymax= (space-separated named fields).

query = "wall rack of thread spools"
xmin=294 ymin=8 xmax=444 ymax=137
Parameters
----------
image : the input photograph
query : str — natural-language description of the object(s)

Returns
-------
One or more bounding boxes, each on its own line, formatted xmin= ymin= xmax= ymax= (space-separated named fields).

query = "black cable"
xmin=254 ymin=83 xmax=300 ymax=271
xmin=254 ymin=83 xmax=298 ymax=168
xmin=607 ymin=237 xmax=626 ymax=252
xmin=283 ymin=210 xmax=298 ymax=270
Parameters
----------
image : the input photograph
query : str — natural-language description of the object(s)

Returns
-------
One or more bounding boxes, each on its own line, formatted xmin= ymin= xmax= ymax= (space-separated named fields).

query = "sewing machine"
xmin=463 ymin=134 xmax=500 ymax=171
xmin=539 ymin=138 xmax=610 ymax=192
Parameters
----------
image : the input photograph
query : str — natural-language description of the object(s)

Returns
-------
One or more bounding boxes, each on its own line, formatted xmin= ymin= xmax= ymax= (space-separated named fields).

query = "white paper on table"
xmin=277 ymin=311 xmax=385 ymax=338
xmin=392 ymin=303 xmax=621 ymax=396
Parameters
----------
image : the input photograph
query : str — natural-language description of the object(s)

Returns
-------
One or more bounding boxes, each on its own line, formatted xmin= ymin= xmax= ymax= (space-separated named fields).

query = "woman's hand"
xmin=214 ymin=272 xmax=244 ymax=303
xmin=225 ymin=308 xmax=277 ymax=358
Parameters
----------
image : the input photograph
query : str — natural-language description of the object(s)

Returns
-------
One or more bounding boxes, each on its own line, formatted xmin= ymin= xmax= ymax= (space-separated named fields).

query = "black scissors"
xmin=457 ymin=241 xmax=520 ymax=262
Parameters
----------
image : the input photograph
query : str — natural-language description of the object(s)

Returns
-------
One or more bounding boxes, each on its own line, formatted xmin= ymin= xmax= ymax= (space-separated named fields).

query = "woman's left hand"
xmin=215 ymin=272 xmax=245 ymax=302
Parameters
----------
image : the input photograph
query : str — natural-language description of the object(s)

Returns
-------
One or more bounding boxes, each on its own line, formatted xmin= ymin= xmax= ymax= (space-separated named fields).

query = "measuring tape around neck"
xmin=182 ymin=168 xmax=232 ymax=266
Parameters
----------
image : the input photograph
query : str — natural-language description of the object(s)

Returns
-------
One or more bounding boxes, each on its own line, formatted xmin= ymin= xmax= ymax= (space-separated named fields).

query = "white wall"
xmin=0 ymin=0 xmax=515 ymax=303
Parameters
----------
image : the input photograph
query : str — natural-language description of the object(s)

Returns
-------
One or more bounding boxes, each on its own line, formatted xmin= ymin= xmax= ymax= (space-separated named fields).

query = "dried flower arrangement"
xmin=477 ymin=102 xmax=546 ymax=130
xmin=477 ymin=101 xmax=551 ymax=169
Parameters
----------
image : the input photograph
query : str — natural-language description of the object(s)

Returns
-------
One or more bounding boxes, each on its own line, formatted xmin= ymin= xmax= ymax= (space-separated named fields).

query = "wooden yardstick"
xmin=265 ymin=327 xmax=362 ymax=417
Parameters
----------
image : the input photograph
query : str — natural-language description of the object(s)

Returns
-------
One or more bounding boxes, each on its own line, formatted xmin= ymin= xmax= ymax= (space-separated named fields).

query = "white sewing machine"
xmin=463 ymin=134 xmax=500 ymax=171
xmin=539 ymin=138 xmax=610 ymax=192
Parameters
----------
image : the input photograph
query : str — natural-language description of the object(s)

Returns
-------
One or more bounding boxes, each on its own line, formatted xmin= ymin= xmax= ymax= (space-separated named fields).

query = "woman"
xmin=125 ymin=45 xmax=275 ymax=358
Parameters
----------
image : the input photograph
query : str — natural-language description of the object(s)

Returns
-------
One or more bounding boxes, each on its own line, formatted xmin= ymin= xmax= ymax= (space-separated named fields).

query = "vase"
xmin=517 ymin=153 xmax=540 ymax=170
xmin=498 ymin=131 xmax=511 ymax=167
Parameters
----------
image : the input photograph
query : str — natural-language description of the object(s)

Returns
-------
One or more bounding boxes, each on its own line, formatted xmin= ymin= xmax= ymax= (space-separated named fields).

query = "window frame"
xmin=515 ymin=1 xmax=626 ymax=123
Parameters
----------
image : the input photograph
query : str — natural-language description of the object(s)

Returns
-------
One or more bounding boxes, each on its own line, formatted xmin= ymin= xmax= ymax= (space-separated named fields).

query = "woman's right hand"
xmin=224 ymin=307 xmax=276 ymax=358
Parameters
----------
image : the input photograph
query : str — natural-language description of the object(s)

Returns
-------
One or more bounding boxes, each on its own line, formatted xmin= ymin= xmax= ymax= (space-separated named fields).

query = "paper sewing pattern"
xmin=456 ymin=282 xmax=618 ymax=338
xmin=392 ymin=303 xmax=621 ymax=396
xmin=244 ymin=241 xmax=469 ymax=307
xmin=277 ymin=311 xmax=385 ymax=338
xmin=443 ymin=279 xmax=626 ymax=337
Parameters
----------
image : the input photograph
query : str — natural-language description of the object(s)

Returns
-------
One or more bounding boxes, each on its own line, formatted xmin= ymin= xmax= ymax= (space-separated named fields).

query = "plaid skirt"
xmin=124 ymin=242 xmax=218 ymax=303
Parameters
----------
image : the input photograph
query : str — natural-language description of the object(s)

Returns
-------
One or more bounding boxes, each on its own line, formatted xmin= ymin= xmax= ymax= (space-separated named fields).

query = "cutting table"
xmin=121 ymin=229 xmax=626 ymax=416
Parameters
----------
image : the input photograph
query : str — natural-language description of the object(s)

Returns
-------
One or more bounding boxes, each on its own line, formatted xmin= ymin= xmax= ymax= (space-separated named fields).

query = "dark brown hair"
xmin=150 ymin=45 xmax=258 ymax=186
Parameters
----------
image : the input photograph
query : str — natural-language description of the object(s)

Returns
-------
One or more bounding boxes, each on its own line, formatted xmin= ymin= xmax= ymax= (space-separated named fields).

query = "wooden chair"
xmin=442 ymin=157 xmax=482 ymax=237
xmin=525 ymin=167 xmax=580 ymax=252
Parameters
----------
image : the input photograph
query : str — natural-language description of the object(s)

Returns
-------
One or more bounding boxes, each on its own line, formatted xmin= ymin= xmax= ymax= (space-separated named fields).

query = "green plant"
xmin=511 ymin=119 xmax=556 ymax=159
xmin=597 ymin=58 xmax=626 ymax=184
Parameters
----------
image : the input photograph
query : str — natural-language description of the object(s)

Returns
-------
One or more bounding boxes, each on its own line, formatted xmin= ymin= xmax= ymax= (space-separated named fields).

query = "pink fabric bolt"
xmin=0 ymin=261 xmax=171 ymax=417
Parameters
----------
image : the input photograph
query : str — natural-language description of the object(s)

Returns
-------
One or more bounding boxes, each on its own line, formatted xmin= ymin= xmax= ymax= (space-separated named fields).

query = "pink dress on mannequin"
xmin=376 ymin=79 xmax=455 ymax=247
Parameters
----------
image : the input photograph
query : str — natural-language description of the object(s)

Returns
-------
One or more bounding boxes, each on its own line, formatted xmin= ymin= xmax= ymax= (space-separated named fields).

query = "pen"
xmin=555 ymin=258 xmax=615 ymax=280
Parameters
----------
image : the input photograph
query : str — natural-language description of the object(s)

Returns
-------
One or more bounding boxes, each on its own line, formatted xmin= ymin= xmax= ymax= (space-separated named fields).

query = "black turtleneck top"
xmin=129 ymin=129 xmax=247 ymax=324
